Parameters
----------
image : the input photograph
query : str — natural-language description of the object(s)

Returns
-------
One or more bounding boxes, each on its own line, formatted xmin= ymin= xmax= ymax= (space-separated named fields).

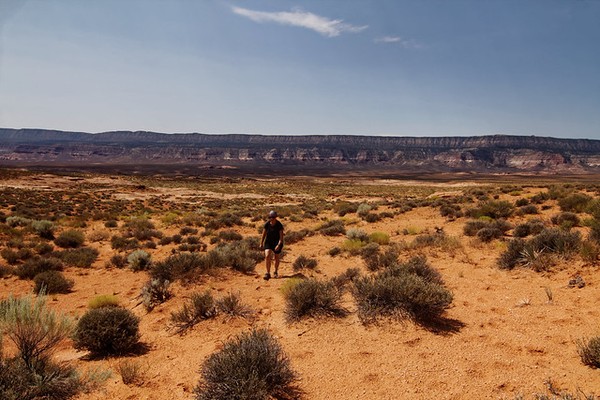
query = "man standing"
xmin=260 ymin=210 xmax=284 ymax=280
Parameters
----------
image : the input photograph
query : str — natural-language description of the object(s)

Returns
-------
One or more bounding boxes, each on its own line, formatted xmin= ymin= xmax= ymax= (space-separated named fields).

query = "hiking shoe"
xmin=274 ymin=271 xmax=279 ymax=279
xmin=263 ymin=272 xmax=271 ymax=281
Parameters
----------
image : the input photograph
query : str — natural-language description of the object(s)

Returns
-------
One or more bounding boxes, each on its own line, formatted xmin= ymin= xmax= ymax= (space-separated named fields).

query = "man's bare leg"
xmin=264 ymin=249 xmax=273 ymax=279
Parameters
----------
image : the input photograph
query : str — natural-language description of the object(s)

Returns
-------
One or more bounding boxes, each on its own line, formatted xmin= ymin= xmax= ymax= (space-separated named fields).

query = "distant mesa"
xmin=0 ymin=128 xmax=599 ymax=176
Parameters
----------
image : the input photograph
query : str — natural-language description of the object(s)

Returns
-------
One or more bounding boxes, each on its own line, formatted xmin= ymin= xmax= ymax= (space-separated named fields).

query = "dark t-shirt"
xmin=263 ymin=220 xmax=284 ymax=248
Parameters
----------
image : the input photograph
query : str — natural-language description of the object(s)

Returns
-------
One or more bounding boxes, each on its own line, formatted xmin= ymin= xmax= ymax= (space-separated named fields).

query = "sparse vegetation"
xmin=283 ymin=278 xmax=347 ymax=322
xmin=170 ymin=291 xmax=217 ymax=334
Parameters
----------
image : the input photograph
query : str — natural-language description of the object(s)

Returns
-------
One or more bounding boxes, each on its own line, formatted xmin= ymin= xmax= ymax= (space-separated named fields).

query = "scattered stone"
xmin=568 ymin=274 xmax=585 ymax=288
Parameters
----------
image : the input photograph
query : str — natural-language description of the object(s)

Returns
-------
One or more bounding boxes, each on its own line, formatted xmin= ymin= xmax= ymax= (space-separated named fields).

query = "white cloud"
xmin=374 ymin=36 xmax=423 ymax=48
xmin=232 ymin=6 xmax=367 ymax=37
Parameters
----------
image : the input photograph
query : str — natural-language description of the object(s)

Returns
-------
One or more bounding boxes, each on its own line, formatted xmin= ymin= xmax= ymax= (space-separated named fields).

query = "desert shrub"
xmin=205 ymin=212 xmax=243 ymax=230
xmin=104 ymin=219 xmax=118 ymax=228
xmin=16 ymin=257 xmax=63 ymax=280
xmin=318 ymin=219 xmax=346 ymax=236
xmin=140 ymin=278 xmax=172 ymax=311
xmin=88 ymin=294 xmax=120 ymax=309
xmin=180 ymin=226 xmax=198 ymax=236
xmin=411 ymin=231 xmax=460 ymax=251
xmin=359 ymin=242 xmax=380 ymax=259
xmin=515 ymin=198 xmax=530 ymax=207
xmin=385 ymin=255 xmax=444 ymax=286
xmin=88 ymin=230 xmax=110 ymax=242
xmin=58 ymin=247 xmax=99 ymax=268
xmin=439 ymin=204 xmax=463 ymax=219
xmin=353 ymin=271 xmax=453 ymax=324
xmin=218 ymin=230 xmax=242 ymax=241
xmin=530 ymin=191 xmax=550 ymax=204
xmin=6 ymin=216 xmax=32 ymax=228
xmin=34 ymin=241 xmax=54 ymax=255
xmin=283 ymin=279 xmax=346 ymax=322
xmin=0 ymin=248 xmax=19 ymax=265
xmin=529 ymin=228 xmax=581 ymax=255
xmin=357 ymin=203 xmax=372 ymax=218
xmin=0 ymin=294 xmax=74 ymax=364
xmin=150 ymin=252 xmax=208 ymax=282
xmin=330 ymin=267 xmax=361 ymax=290
xmin=213 ymin=240 xmax=262 ymax=274
xmin=194 ymin=328 xmax=301 ymax=400
xmin=292 ymin=255 xmax=318 ymax=271
xmin=116 ymin=360 xmax=144 ymax=386
xmin=580 ymin=240 xmax=600 ymax=263
xmin=186 ymin=235 xmax=202 ymax=245
xmin=498 ymin=229 xmax=581 ymax=270
xmin=364 ymin=213 xmax=381 ymax=223
xmin=285 ymin=229 xmax=311 ymax=245
xmin=110 ymin=235 xmax=140 ymax=251
xmin=466 ymin=200 xmax=514 ymax=219
xmin=0 ymin=264 xmax=13 ymax=278
xmin=328 ymin=247 xmax=341 ymax=257
xmin=170 ymin=291 xmax=217 ymax=334
xmin=369 ymin=231 xmax=390 ymax=245
xmin=110 ymin=254 xmax=127 ymax=269
xmin=519 ymin=204 xmax=539 ymax=215
xmin=334 ymin=201 xmax=358 ymax=217
xmin=346 ymin=228 xmax=369 ymax=242
xmin=123 ymin=217 xmax=162 ymax=241
xmin=363 ymin=246 xmax=398 ymax=271
xmin=54 ymin=229 xmax=85 ymax=248
xmin=558 ymin=192 xmax=592 ymax=212
xmin=73 ymin=307 xmax=140 ymax=356
xmin=33 ymin=270 xmax=74 ymax=294
xmin=341 ymin=238 xmax=366 ymax=255
xmin=31 ymin=220 xmax=54 ymax=239
xmin=552 ymin=212 xmax=580 ymax=228
xmin=158 ymin=236 xmax=173 ymax=246
xmin=476 ymin=226 xmax=504 ymax=242
xmin=513 ymin=219 xmax=545 ymax=238
xmin=216 ymin=292 xmax=252 ymax=318
xmin=127 ymin=250 xmax=152 ymax=271
xmin=577 ymin=336 xmax=600 ymax=368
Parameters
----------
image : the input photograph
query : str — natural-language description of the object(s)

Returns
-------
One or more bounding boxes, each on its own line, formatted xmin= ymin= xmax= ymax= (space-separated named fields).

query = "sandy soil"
xmin=1 ymin=173 xmax=599 ymax=399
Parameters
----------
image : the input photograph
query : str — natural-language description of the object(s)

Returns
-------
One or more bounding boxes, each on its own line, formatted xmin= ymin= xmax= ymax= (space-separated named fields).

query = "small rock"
xmin=568 ymin=274 xmax=585 ymax=288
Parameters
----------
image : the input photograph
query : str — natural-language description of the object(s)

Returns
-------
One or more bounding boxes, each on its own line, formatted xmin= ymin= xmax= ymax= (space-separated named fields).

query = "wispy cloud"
xmin=232 ymin=6 xmax=368 ymax=37
xmin=374 ymin=36 xmax=423 ymax=48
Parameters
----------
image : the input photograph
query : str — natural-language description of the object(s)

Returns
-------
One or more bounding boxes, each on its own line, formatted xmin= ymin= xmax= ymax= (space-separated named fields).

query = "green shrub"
xmin=123 ymin=217 xmax=162 ymax=241
xmin=15 ymin=257 xmax=63 ymax=280
xmin=127 ymin=250 xmax=152 ymax=271
xmin=364 ymin=213 xmax=381 ymax=223
xmin=330 ymin=267 xmax=361 ymax=290
xmin=283 ymin=279 xmax=347 ymax=322
xmin=334 ymin=201 xmax=358 ymax=217
xmin=170 ymin=291 xmax=217 ymax=334
xmin=33 ymin=270 xmax=74 ymax=294
xmin=180 ymin=226 xmax=198 ymax=235
xmin=577 ymin=336 xmax=600 ymax=368
xmin=73 ymin=307 xmax=140 ymax=356
xmin=195 ymin=329 xmax=301 ymax=400
xmin=150 ymin=252 xmax=207 ymax=281
xmin=292 ymin=255 xmax=318 ymax=271
xmin=140 ymin=278 xmax=172 ymax=311
xmin=5 ymin=216 xmax=32 ymax=228
xmin=356 ymin=203 xmax=372 ymax=218
xmin=58 ymin=247 xmax=99 ymax=268
xmin=341 ymin=238 xmax=366 ymax=255
xmin=110 ymin=235 xmax=140 ymax=251
xmin=384 ymin=255 xmax=444 ymax=286
xmin=0 ymin=248 xmax=19 ymax=265
xmin=104 ymin=219 xmax=118 ymax=228
xmin=519 ymin=204 xmax=539 ymax=215
xmin=88 ymin=294 xmax=120 ymax=309
xmin=580 ymin=240 xmax=600 ymax=263
xmin=54 ymin=229 xmax=85 ymax=248
xmin=369 ymin=231 xmax=390 ymax=245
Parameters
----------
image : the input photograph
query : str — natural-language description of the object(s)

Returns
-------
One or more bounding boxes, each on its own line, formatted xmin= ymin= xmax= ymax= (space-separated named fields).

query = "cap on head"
xmin=268 ymin=210 xmax=278 ymax=218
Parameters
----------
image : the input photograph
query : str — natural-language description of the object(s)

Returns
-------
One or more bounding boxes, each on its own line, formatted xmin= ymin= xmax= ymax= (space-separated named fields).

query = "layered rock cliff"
xmin=1 ymin=128 xmax=599 ymax=174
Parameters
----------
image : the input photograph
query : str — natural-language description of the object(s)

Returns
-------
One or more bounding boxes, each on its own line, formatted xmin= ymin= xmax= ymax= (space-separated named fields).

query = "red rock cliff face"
xmin=0 ymin=129 xmax=599 ymax=173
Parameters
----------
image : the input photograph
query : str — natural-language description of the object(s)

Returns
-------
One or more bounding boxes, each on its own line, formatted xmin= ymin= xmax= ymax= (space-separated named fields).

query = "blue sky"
xmin=0 ymin=0 xmax=599 ymax=139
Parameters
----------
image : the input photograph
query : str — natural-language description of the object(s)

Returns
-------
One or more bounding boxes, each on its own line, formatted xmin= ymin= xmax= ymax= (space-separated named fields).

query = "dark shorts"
xmin=265 ymin=243 xmax=283 ymax=254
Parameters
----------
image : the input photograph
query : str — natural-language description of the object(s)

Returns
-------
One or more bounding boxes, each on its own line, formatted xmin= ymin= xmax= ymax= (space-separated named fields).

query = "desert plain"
xmin=0 ymin=168 xmax=599 ymax=399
